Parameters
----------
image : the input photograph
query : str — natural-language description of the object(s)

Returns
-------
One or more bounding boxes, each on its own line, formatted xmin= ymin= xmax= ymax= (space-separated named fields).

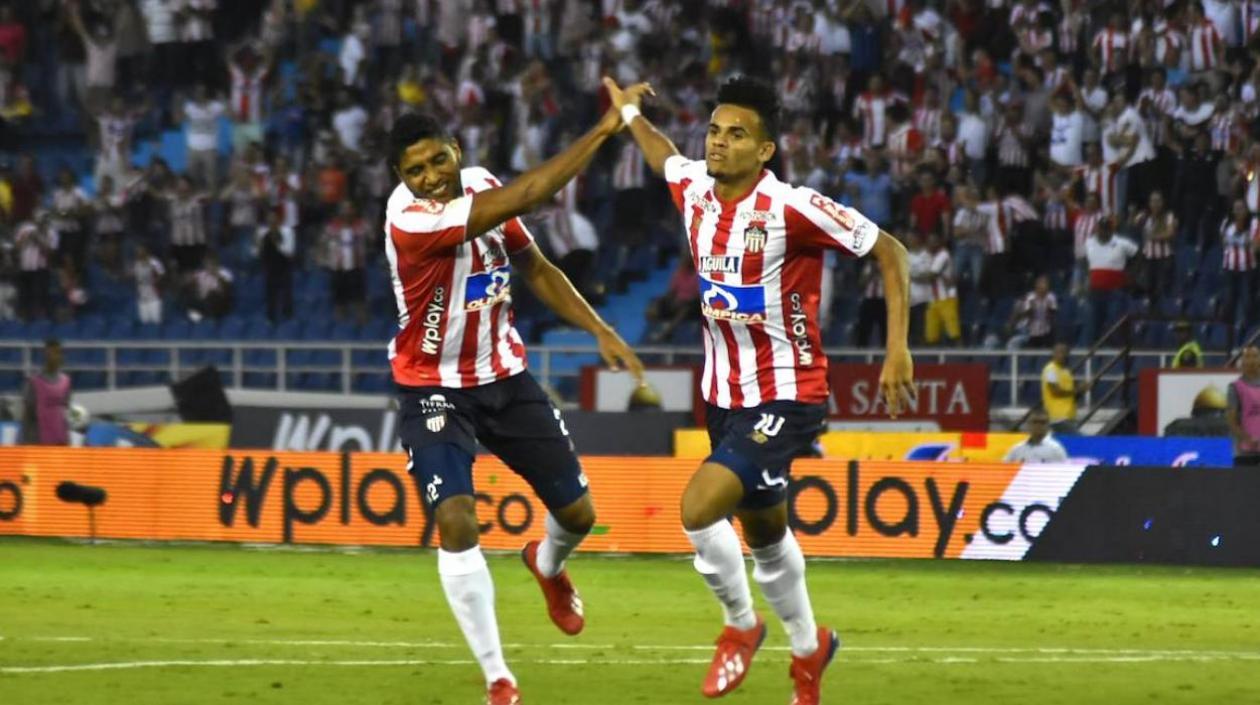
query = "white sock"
xmin=536 ymin=513 xmax=587 ymax=578
xmin=438 ymin=546 xmax=514 ymax=686
xmin=751 ymin=531 xmax=819 ymax=657
xmin=685 ymin=521 xmax=757 ymax=630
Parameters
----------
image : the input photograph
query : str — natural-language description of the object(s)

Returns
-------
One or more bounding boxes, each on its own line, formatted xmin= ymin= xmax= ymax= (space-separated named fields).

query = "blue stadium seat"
xmin=162 ymin=320 xmax=192 ymax=340
xmin=272 ymin=319 xmax=301 ymax=340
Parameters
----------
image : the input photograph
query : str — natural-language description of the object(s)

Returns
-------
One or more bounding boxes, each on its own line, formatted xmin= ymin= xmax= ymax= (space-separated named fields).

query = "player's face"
xmin=395 ymin=138 xmax=464 ymax=202
xmin=705 ymin=104 xmax=775 ymax=182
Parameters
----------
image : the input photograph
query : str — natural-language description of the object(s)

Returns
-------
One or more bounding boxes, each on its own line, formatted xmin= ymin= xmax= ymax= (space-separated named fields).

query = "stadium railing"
xmin=0 ymin=341 xmax=1236 ymax=410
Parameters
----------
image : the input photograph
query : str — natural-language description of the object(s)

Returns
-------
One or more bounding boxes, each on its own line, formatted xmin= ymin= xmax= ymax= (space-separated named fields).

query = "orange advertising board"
xmin=0 ymin=448 xmax=1065 ymax=559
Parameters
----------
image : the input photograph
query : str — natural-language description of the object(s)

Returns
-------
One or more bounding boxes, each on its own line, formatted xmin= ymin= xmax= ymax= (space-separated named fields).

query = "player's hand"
xmin=595 ymin=326 xmax=645 ymax=382
xmin=602 ymin=76 xmax=656 ymax=113
xmin=879 ymin=345 xmax=915 ymax=418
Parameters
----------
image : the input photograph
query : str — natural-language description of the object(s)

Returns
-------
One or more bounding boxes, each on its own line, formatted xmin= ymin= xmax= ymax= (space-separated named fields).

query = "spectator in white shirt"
xmin=1003 ymin=408 xmax=1070 ymax=463
xmin=1049 ymin=90 xmax=1085 ymax=168
xmin=179 ymin=83 xmax=225 ymax=189
xmin=140 ymin=0 xmax=180 ymax=92
xmin=184 ymin=250 xmax=233 ymax=322
xmin=332 ymin=89 xmax=369 ymax=152
xmin=131 ymin=243 xmax=165 ymax=324
xmin=1084 ymin=216 xmax=1139 ymax=343
xmin=957 ymin=89 xmax=990 ymax=183
xmin=906 ymin=230 xmax=933 ymax=345
xmin=1007 ymin=274 xmax=1058 ymax=349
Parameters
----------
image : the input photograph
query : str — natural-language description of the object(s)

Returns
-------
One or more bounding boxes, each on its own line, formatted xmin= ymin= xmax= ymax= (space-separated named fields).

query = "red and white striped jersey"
xmin=324 ymin=217 xmax=369 ymax=270
xmin=886 ymin=123 xmax=924 ymax=178
xmin=1140 ymin=87 xmax=1177 ymax=146
xmin=663 ymin=155 xmax=879 ymax=409
xmin=1071 ymin=208 xmax=1101 ymax=259
xmin=1017 ymin=291 xmax=1057 ymax=338
xmin=994 ymin=118 xmax=1031 ymax=168
xmin=1138 ymin=210 xmax=1176 ymax=259
xmin=1042 ymin=198 xmax=1068 ymax=231
xmin=229 ymin=64 xmax=268 ymax=123
xmin=1210 ymin=111 xmax=1242 ymax=153
xmin=1188 ymin=20 xmax=1223 ymax=71
xmin=1152 ymin=26 xmax=1183 ymax=66
xmin=913 ymin=106 xmax=942 ymax=143
xmin=927 ymin=249 xmax=955 ymax=301
xmin=1221 ymin=218 xmax=1259 ymax=271
xmin=1077 ymin=162 xmax=1122 ymax=215
xmin=853 ymin=91 xmax=891 ymax=147
xmin=977 ymin=197 xmax=1037 ymax=255
xmin=1092 ymin=28 xmax=1129 ymax=74
xmin=612 ymin=140 xmax=647 ymax=190
xmin=1043 ymin=66 xmax=1071 ymax=93
xmin=383 ymin=167 xmax=535 ymax=388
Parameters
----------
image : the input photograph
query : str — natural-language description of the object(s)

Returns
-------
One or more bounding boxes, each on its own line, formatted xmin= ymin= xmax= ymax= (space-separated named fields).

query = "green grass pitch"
xmin=1 ymin=537 xmax=1258 ymax=704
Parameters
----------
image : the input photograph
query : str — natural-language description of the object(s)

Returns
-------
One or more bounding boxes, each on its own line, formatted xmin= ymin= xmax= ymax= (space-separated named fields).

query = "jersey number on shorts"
xmin=753 ymin=413 xmax=785 ymax=438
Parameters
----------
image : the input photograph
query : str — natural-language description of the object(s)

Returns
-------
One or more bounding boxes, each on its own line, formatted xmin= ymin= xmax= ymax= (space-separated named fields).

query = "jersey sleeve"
xmin=388 ymin=196 xmax=472 ymax=257
xmin=502 ymin=215 xmax=535 ymax=253
xmin=784 ymin=187 xmax=879 ymax=257
xmin=663 ymin=155 xmax=704 ymax=212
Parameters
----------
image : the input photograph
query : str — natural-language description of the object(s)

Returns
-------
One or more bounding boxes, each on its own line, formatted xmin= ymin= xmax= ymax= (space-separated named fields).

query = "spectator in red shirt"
xmin=909 ymin=171 xmax=952 ymax=239
xmin=0 ymin=5 xmax=26 ymax=66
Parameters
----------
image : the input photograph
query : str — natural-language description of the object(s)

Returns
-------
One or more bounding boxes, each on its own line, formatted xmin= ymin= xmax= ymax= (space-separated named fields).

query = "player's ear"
xmin=758 ymin=139 xmax=776 ymax=165
xmin=448 ymin=140 xmax=463 ymax=165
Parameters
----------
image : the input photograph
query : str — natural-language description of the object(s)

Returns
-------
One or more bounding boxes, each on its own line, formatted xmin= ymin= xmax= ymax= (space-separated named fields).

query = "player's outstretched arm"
xmin=872 ymin=231 xmax=915 ymax=416
xmin=464 ymin=83 xmax=650 ymax=240
xmin=512 ymin=244 xmax=645 ymax=381
xmin=603 ymin=77 xmax=679 ymax=177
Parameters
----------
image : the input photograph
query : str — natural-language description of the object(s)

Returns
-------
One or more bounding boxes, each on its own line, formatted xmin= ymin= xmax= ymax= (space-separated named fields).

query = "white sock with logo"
xmin=686 ymin=520 xmax=757 ymax=630
xmin=536 ymin=512 xmax=587 ymax=578
xmin=437 ymin=546 xmax=515 ymax=686
xmin=751 ymin=531 xmax=819 ymax=657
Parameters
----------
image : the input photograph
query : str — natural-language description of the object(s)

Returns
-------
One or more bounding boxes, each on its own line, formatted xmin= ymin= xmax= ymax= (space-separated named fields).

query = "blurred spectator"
xmin=256 ymin=210 xmax=294 ymax=322
xmin=164 ymin=174 xmax=210 ymax=271
xmin=1171 ymin=320 xmax=1203 ymax=369
xmin=1132 ymin=190 xmax=1177 ymax=309
xmin=1218 ymin=199 xmax=1257 ymax=334
xmin=179 ymin=83 xmax=225 ymax=189
xmin=1163 ymin=384 xmax=1229 ymax=438
xmin=1049 ymin=90 xmax=1085 ymax=170
xmin=0 ymin=5 xmax=26 ymax=67
xmin=65 ymin=0 xmax=118 ymax=115
xmin=906 ymin=230 xmax=931 ymax=346
xmin=923 ymin=232 xmax=960 ymax=347
xmin=1003 ymin=407 xmax=1068 ymax=463
xmin=92 ymin=94 xmax=147 ymax=190
xmin=1083 ymin=216 xmax=1138 ymax=342
xmin=91 ymin=174 xmax=127 ymax=275
xmin=320 ymin=200 xmax=368 ymax=323
xmin=140 ymin=0 xmax=181 ymax=93
xmin=20 ymin=338 xmax=69 ymax=446
xmin=1227 ymin=346 xmax=1260 ymax=466
xmin=1041 ymin=342 xmax=1080 ymax=436
xmin=13 ymin=212 xmax=53 ymax=321
xmin=179 ymin=0 xmax=218 ymax=82
xmin=908 ymin=171 xmax=949 ymax=239
xmin=184 ymin=250 xmax=232 ymax=321
xmin=543 ymin=178 xmax=598 ymax=303
xmin=56 ymin=259 xmax=88 ymax=321
xmin=131 ymin=243 xmax=165 ymax=325
xmin=610 ymin=136 xmax=648 ymax=291
xmin=645 ymin=257 xmax=698 ymax=344
xmin=950 ymin=184 xmax=985 ymax=292
xmin=226 ymin=40 xmax=272 ymax=152
xmin=853 ymin=258 xmax=885 ymax=349
xmin=8 ymin=154 xmax=42 ymax=225
xmin=1007 ymin=275 xmax=1057 ymax=350
xmin=49 ymin=167 xmax=90 ymax=272
xmin=844 ymin=149 xmax=892 ymax=228
xmin=219 ymin=165 xmax=262 ymax=266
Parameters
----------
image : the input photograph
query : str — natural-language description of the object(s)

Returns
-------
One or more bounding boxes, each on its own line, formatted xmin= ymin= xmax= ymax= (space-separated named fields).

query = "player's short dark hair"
xmin=716 ymin=75 xmax=781 ymax=140
xmin=389 ymin=112 xmax=452 ymax=168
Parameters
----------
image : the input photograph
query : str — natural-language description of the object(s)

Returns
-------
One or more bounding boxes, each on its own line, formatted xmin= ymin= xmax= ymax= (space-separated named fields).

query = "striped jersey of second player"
xmin=664 ymin=155 xmax=879 ymax=409
xmin=383 ymin=167 xmax=534 ymax=388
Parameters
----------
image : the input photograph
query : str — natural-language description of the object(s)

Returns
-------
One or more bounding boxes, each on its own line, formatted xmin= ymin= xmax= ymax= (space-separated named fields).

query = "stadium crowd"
xmin=0 ymin=0 xmax=1256 ymax=350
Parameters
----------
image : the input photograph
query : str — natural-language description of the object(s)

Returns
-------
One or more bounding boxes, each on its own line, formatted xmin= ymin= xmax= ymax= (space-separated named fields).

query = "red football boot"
xmin=701 ymin=614 xmax=767 ymax=698
xmin=486 ymin=678 xmax=521 ymax=705
xmin=789 ymin=628 xmax=840 ymax=705
xmin=521 ymin=540 xmax=585 ymax=635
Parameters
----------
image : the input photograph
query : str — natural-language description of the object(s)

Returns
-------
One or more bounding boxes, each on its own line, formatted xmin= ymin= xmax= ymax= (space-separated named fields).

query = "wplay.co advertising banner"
xmin=0 ymin=448 xmax=1083 ymax=560
xmin=674 ymin=431 xmax=1232 ymax=466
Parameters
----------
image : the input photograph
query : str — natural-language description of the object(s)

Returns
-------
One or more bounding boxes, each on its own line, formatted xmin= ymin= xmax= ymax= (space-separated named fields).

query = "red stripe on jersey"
xmin=744 ymin=193 xmax=778 ymax=403
xmin=458 ymin=241 xmax=485 ymax=386
xmin=710 ymin=196 xmax=743 ymax=407
xmin=388 ymin=225 xmax=455 ymax=386
xmin=670 ymin=177 xmax=693 ymax=212
xmin=487 ymin=299 xmax=508 ymax=378
xmin=778 ymin=249 xmax=828 ymax=405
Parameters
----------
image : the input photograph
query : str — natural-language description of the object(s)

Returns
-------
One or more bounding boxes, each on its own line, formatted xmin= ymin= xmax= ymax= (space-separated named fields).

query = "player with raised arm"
xmin=604 ymin=75 xmax=915 ymax=705
xmin=385 ymin=87 xmax=649 ymax=705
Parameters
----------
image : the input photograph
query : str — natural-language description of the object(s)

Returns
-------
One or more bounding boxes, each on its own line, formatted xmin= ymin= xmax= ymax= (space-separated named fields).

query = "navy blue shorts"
xmin=705 ymin=401 xmax=827 ymax=510
xmin=397 ymin=372 xmax=588 ymax=512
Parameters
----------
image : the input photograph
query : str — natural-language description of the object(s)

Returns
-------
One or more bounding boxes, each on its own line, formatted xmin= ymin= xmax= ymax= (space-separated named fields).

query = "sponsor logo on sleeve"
xmin=809 ymin=192 xmax=855 ymax=231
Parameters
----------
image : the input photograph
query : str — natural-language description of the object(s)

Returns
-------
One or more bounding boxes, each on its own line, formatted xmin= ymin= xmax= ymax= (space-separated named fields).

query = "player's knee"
xmin=552 ymin=497 xmax=595 ymax=535
xmin=434 ymin=496 xmax=480 ymax=552
xmin=680 ymin=496 xmax=723 ymax=532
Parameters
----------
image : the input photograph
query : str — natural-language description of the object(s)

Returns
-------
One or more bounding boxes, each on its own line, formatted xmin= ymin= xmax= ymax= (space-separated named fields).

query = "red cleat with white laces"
xmin=701 ymin=614 xmax=767 ymax=698
xmin=789 ymin=628 xmax=840 ymax=705
xmin=486 ymin=678 xmax=521 ymax=705
xmin=521 ymin=540 xmax=585 ymax=635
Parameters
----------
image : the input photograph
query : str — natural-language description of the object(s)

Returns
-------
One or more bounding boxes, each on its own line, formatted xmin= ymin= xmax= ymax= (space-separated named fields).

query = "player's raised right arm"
xmin=603 ymin=77 xmax=679 ymax=177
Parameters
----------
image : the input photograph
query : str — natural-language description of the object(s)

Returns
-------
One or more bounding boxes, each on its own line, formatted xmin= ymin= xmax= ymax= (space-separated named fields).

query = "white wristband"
xmin=620 ymin=104 xmax=641 ymax=125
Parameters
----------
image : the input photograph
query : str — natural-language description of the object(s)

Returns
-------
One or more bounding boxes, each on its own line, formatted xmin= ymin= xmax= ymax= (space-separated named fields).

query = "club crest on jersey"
xmin=480 ymin=239 xmax=507 ymax=271
xmin=699 ymin=279 xmax=767 ymax=324
xmin=425 ymin=414 xmax=446 ymax=433
xmin=698 ymin=255 xmax=741 ymax=274
xmin=744 ymin=225 xmax=767 ymax=254
xmin=464 ymin=267 xmax=512 ymax=311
